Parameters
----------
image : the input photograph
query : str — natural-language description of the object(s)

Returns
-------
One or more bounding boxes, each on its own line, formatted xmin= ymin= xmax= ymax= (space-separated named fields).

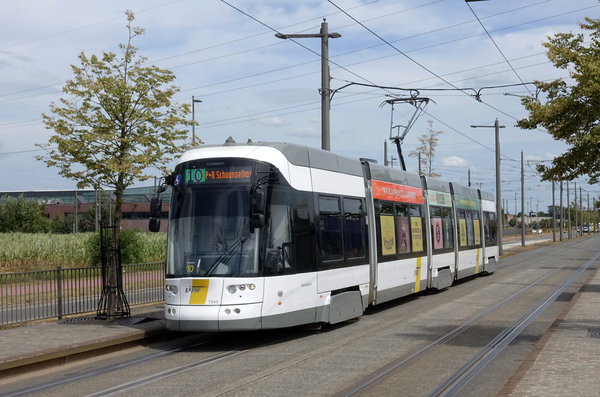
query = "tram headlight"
xmin=227 ymin=285 xmax=237 ymax=294
xmin=165 ymin=285 xmax=178 ymax=295
xmin=239 ymin=284 xmax=246 ymax=291
xmin=249 ymin=284 xmax=255 ymax=290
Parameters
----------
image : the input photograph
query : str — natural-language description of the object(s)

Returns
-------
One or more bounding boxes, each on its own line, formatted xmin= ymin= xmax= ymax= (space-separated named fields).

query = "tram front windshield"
xmin=167 ymin=185 xmax=258 ymax=278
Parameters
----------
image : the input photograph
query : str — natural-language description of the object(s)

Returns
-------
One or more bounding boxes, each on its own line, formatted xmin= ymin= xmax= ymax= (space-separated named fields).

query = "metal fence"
xmin=0 ymin=262 xmax=164 ymax=326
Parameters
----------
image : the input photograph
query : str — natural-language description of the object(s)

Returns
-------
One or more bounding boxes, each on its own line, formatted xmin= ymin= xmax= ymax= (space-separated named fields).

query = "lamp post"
xmin=471 ymin=119 xmax=505 ymax=255
xmin=275 ymin=19 xmax=341 ymax=151
xmin=192 ymin=96 xmax=202 ymax=145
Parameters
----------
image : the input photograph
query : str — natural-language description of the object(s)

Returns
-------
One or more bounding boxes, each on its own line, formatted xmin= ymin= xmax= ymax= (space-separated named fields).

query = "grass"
xmin=0 ymin=232 xmax=167 ymax=273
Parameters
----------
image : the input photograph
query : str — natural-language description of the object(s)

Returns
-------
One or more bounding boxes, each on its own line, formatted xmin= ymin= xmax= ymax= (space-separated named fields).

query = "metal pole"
xmin=521 ymin=151 xmax=525 ymax=246
xmin=560 ymin=181 xmax=563 ymax=242
xmin=192 ymin=96 xmax=195 ymax=145
xmin=275 ymin=20 xmax=340 ymax=152
xmin=321 ymin=20 xmax=330 ymax=151
xmin=552 ymin=180 xmax=556 ymax=242
xmin=384 ymin=141 xmax=388 ymax=166
xmin=580 ymin=187 xmax=583 ymax=237
xmin=575 ymin=182 xmax=583 ymax=238
xmin=588 ymin=192 xmax=591 ymax=235
xmin=494 ymin=119 xmax=502 ymax=255
xmin=515 ymin=192 xmax=517 ymax=233
xmin=567 ymin=181 xmax=571 ymax=239
xmin=74 ymin=189 xmax=78 ymax=234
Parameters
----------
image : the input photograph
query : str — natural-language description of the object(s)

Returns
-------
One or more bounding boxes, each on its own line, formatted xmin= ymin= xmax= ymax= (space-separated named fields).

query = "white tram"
xmin=153 ymin=141 xmax=498 ymax=331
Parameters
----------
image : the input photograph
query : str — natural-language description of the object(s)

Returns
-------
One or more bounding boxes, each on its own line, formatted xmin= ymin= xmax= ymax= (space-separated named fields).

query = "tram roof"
xmin=184 ymin=141 xmax=364 ymax=177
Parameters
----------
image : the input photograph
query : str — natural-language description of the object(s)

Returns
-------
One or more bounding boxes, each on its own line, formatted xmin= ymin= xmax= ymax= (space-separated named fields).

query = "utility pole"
xmin=384 ymin=141 xmax=388 ymax=166
xmin=567 ymin=181 xmax=571 ymax=239
xmin=468 ymin=168 xmax=471 ymax=187
xmin=521 ymin=150 xmax=525 ymax=246
xmin=74 ymin=189 xmax=78 ymax=234
xmin=471 ymin=119 xmax=504 ymax=254
xmin=575 ymin=182 xmax=578 ymax=237
xmin=552 ymin=181 xmax=556 ymax=242
xmin=588 ymin=192 xmax=591 ymax=235
xmin=192 ymin=96 xmax=202 ymax=145
xmin=276 ymin=19 xmax=341 ymax=151
xmin=560 ymin=181 xmax=563 ymax=242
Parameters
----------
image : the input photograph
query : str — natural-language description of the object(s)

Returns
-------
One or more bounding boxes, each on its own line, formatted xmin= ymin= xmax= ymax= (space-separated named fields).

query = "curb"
xmin=0 ymin=324 xmax=167 ymax=379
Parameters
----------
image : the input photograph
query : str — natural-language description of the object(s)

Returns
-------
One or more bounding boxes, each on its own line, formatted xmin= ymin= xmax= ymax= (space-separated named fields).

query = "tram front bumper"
xmin=165 ymin=303 xmax=263 ymax=331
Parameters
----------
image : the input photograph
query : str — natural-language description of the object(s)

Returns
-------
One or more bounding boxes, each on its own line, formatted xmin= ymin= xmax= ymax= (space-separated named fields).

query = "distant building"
xmin=0 ymin=186 xmax=170 ymax=233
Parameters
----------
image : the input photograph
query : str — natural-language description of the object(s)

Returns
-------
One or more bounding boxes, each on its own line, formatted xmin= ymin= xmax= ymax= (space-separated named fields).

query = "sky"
xmin=1 ymin=0 xmax=599 ymax=215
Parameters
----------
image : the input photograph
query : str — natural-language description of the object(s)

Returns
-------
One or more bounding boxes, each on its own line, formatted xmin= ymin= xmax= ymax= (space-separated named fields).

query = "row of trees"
xmin=0 ymin=195 xmax=108 ymax=234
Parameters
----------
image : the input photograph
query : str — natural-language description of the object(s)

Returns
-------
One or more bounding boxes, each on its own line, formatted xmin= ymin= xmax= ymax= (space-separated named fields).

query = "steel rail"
xmin=427 ymin=249 xmax=600 ymax=397
xmin=336 ymin=247 xmax=591 ymax=397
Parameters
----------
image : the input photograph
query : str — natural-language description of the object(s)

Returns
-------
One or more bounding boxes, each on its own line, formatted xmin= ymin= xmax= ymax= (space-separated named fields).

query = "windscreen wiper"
xmin=205 ymin=237 xmax=246 ymax=276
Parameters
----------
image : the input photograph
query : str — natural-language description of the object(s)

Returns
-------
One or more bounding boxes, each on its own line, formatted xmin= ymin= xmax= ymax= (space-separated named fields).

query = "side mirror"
xmin=149 ymin=218 xmax=161 ymax=233
xmin=250 ymin=188 xmax=266 ymax=230
xmin=149 ymin=197 xmax=163 ymax=218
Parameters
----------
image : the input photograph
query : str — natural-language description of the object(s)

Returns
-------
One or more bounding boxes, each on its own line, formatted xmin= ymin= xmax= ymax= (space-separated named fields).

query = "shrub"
xmin=0 ymin=195 xmax=50 ymax=233
xmin=86 ymin=228 xmax=145 ymax=266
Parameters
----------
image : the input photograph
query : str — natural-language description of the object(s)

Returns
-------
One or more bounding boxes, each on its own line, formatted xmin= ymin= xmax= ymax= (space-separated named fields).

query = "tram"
xmin=150 ymin=140 xmax=498 ymax=331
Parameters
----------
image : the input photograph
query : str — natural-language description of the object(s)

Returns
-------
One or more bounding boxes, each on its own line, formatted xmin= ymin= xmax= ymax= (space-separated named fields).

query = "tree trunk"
xmin=107 ymin=181 xmax=124 ymax=319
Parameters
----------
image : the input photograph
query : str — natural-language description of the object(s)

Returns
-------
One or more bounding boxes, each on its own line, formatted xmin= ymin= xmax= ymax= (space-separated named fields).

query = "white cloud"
xmin=442 ymin=156 xmax=469 ymax=167
xmin=255 ymin=117 xmax=284 ymax=126
xmin=285 ymin=127 xmax=319 ymax=137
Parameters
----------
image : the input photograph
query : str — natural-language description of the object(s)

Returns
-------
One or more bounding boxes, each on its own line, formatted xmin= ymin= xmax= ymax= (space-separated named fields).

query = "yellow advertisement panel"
xmin=459 ymin=219 xmax=467 ymax=247
xmin=380 ymin=215 xmax=396 ymax=255
xmin=189 ymin=279 xmax=210 ymax=305
xmin=411 ymin=217 xmax=423 ymax=252
xmin=473 ymin=220 xmax=481 ymax=245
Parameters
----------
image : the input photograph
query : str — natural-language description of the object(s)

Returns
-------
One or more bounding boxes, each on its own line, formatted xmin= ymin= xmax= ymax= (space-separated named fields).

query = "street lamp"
xmin=192 ymin=96 xmax=202 ymax=145
xmin=471 ymin=119 xmax=505 ymax=255
xmin=275 ymin=19 xmax=341 ymax=151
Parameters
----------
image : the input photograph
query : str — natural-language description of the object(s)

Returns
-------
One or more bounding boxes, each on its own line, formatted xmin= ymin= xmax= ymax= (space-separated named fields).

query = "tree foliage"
xmin=517 ymin=17 xmax=600 ymax=183
xmin=0 ymin=195 xmax=50 ymax=233
xmin=36 ymin=10 xmax=195 ymax=316
xmin=408 ymin=120 xmax=443 ymax=178
xmin=37 ymin=10 xmax=195 ymax=232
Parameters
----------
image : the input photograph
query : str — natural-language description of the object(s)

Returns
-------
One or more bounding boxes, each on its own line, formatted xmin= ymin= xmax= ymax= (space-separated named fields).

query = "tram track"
xmin=335 ymin=248 xmax=600 ymax=397
xmin=2 ymin=242 xmax=596 ymax=397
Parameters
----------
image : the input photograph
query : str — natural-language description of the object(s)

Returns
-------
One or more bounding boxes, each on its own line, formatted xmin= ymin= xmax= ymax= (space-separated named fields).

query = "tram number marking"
xmin=208 ymin=300 xmax=220 ymax=304
xmin=186 ymin=259 xmax=202 ymax=274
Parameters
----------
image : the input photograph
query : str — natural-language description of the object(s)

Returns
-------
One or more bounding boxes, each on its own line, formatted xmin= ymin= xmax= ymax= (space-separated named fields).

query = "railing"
xmin=0 ymin=262 xmax=165 ymax=326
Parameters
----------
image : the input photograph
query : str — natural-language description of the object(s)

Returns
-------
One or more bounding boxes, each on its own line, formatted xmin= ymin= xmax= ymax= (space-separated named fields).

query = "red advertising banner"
xmin=372 ymin=180 xmax=423 ymax=204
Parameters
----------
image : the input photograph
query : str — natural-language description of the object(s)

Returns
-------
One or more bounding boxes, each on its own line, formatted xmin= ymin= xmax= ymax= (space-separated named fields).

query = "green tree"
xmin=0 ymin=195 xmax=50 ymax=233
xmin=517 ymin=18 xmax=600 ymax=182
xmin=408 ymin=120 xmax=443 ymax=177
xmin=36 ymin=11 xmax=195 ymax=317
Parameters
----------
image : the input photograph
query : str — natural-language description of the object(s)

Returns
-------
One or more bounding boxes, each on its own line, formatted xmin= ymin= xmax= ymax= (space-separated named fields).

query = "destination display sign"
xmin=372 ymin=180 xmax=423 ymax=204
xmin=454 ymin=195 xmax=480 ymax=210
xmin=175 ymin=166 xmax=253 ymax=185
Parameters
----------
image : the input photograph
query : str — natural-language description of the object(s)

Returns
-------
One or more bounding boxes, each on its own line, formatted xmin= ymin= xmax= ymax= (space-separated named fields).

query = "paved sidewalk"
xmin=498 ymin=261 xmax=600 ymax=396
xmin=0 ymin=304 xmax=166 ymax=378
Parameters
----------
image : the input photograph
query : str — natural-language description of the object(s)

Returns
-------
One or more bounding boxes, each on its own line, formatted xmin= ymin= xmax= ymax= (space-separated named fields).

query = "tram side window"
xmin=442 ymin=208 xmax=454 ymax=249
xmin=344 ymin=198 xmax=365 ymax=259
xmin=483 ymin=212 xmax=491 ymax=244
xmin=264 ymin=189 xmax=292 ymax=275
xmin=380 ymin=202 xmax=397 ymax=256
xmin=473 ymin=211 xmax=481 ymax=245
xmin=410 ymin=205 xmax=425 ymax=252
xmin=431 ymin=207 xmax=444 ymax=250
xmin=319 ymin=196 xmax=343 ymax=261
xmin=458 ymin=210 xmax=467 ymax=247
xmin=489 ymin=212 xmax=497 ymax=243
xmin=466 ymin=210 xmax=474 ymax=246
xmin=395 ymin=203 xmax=410 ymax=253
